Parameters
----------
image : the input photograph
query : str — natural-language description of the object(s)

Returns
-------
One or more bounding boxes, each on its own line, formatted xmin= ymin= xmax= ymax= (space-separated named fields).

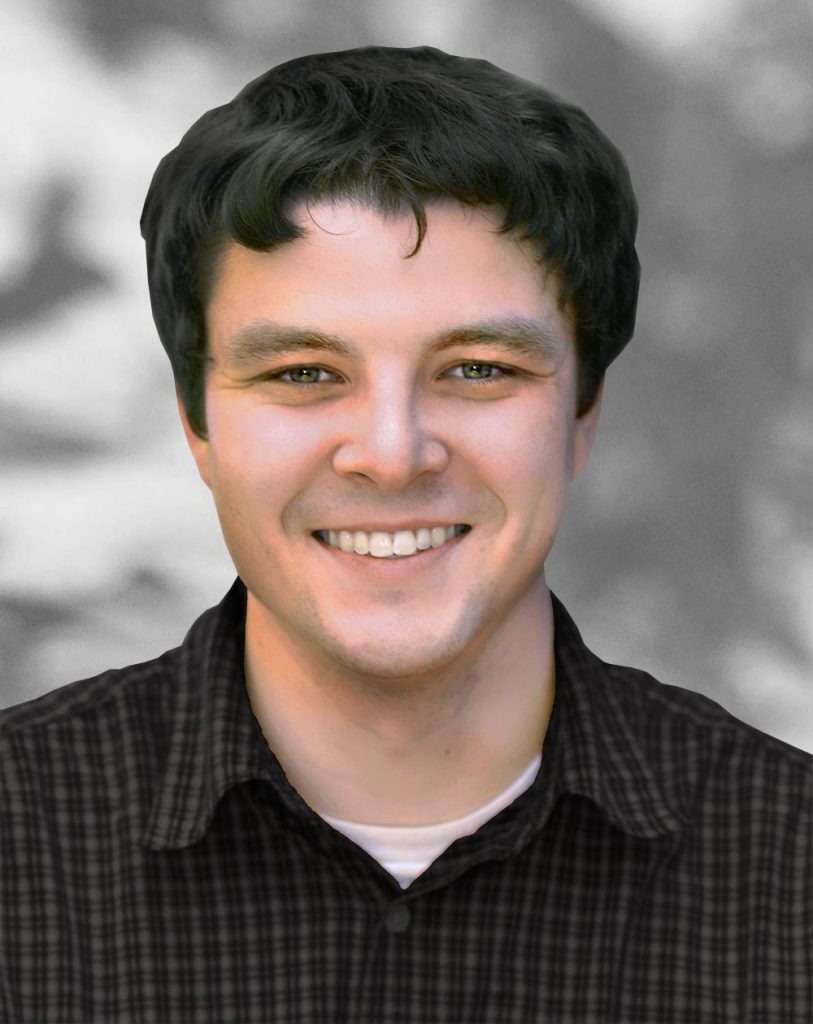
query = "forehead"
xmin=205 ymin=200 xmax=572 ymax=357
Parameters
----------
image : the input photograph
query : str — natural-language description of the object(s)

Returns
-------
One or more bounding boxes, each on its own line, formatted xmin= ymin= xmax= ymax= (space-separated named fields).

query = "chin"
xmin=298 ymin=581 xmax=502 ymax=688
xmin=315 ymin=623 xmax=476 ymax=688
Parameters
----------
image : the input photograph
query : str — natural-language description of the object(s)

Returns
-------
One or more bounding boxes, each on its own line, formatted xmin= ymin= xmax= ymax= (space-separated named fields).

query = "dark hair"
xmin=141 ymin=45 xmax=640 ymax=438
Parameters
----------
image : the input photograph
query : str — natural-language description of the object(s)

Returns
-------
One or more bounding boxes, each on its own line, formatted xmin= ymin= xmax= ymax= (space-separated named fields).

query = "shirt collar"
xmin=544 ymin=591 xmax=694 ymax=839
xmin=139 ymin=579 xmax=283 ymax=850
xmin=139 ymin=581 xmax=693 ymax=851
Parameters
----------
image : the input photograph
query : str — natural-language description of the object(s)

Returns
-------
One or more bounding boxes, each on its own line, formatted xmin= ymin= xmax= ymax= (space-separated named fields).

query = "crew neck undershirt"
xmin=321 ymin=752 xmax=543 ymax=889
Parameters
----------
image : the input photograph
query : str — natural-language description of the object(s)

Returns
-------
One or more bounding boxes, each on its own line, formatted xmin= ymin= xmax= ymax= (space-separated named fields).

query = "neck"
xmin=244 ymin=586 xmax=555 ymax=826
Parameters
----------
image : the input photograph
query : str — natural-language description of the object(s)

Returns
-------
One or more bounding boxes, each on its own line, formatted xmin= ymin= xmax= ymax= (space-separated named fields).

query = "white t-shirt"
xmin=322 ymin=753 xmax=542 ymax=889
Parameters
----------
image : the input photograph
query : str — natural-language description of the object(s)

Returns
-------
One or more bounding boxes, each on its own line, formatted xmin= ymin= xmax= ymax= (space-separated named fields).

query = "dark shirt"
xmin=1 ymin=579 xmax=811 ymax=1024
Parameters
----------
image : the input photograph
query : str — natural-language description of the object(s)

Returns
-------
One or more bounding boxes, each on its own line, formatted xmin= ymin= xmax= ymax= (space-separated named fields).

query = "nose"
xmin=331 ymin=382 xmax=449 ymax=489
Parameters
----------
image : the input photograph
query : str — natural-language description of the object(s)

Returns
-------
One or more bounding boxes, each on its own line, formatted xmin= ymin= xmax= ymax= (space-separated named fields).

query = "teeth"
xmin=393 ymin=530 xmax=417 ymax=556
xmin=369 ymin=532 xmax=393 ymax=558
xmin=317 ymin=525 xmax=468 ymax=558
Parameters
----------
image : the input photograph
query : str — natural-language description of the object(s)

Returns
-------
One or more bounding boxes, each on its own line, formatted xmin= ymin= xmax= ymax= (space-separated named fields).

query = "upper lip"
xmin=315 ymin=521 xmax=468 ymax=533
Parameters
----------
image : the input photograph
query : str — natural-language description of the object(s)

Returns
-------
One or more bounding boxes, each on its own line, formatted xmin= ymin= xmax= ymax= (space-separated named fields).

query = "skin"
xmin=180 ymin=199 xmax=602 ymax=826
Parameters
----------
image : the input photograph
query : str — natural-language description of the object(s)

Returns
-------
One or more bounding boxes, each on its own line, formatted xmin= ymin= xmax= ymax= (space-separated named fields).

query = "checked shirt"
xmin=2 ymin=579 xmax=811 ymax=1022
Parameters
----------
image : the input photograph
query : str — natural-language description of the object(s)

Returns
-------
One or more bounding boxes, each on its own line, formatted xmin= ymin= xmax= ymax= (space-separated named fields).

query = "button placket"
xmin=383 ymin=902 xmax=411 ymax=934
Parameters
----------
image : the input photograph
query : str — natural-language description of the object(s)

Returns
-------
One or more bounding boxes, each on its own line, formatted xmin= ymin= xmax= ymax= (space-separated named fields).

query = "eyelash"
xmin=443 ymin=362 xmax=514 ymax=384
xmin=270 ymin=366 xmax=339 ymax=385
xmin=266 ymin=362 xmax=515 ymax=386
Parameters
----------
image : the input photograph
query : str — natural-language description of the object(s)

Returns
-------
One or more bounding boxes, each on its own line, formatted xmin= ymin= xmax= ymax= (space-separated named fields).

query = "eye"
xmin=272 ymin=365 xmax=340 ymax=384
xmin=443 ymin=362 xmax=512 ymax=382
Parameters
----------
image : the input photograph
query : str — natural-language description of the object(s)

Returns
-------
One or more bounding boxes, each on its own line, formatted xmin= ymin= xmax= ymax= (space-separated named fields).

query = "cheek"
xmin=205 ymin=402 xmax=330 ymax=516
xmin=464 ymin=401 xmax=570 ymax=491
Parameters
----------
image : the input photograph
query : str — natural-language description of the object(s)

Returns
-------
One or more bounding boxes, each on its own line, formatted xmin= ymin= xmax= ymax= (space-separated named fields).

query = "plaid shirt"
xmin=2 ymin=579 xmax=811 ymax=1023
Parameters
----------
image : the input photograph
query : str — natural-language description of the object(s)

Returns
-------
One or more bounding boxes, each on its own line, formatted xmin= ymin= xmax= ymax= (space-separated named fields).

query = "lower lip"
xmin=313 ymin=532 xmax=467 ymax=577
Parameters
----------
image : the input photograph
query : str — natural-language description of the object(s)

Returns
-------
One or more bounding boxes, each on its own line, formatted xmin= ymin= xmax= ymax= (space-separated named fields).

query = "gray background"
xmin=1 ymin=0 xmax=812 ymax=753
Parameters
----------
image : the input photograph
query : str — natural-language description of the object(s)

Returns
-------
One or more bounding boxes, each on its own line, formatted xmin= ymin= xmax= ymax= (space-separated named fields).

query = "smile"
xmin=313 ymin=524 xmax=470 ymax=558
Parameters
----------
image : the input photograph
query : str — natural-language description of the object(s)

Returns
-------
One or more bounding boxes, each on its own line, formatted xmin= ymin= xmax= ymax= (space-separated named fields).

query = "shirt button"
xmin=383 ymin=903 xmax=411 ymax=934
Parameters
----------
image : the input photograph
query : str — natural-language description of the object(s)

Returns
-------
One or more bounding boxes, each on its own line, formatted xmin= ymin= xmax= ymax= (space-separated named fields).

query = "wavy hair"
xmin=141 ymin=46 xmax=640 ymax=438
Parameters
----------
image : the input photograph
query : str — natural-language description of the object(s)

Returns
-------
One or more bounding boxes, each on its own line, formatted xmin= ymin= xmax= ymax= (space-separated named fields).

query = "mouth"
xmin=312 ymin=524 xmax=471 ymax=559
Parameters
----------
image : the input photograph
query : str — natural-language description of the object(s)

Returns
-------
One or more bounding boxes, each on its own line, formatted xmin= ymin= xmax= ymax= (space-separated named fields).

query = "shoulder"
xmin=600 ymin=658 xmax=812 ymax=815
xmin=1 ymin=645 xmax=180 ymax=739
xmin=551 ymin=588 xmax=811 ymax=787
xmin=0 ymin=647 xmax=182 ymax=820
xmin=607 ymin=657 xmax=810 ymax=759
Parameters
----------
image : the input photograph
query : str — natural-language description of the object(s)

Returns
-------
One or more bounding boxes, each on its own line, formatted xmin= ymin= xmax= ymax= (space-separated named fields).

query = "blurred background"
xmin=1 ymin=0 xmax=811 ymax=753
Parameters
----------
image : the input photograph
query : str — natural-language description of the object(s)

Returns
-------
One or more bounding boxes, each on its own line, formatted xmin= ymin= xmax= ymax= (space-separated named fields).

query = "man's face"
xmin=183 ymin=200 xmax=601 ymax=683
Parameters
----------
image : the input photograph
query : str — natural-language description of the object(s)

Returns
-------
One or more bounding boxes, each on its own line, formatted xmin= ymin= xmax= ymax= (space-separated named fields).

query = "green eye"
xmin=445 ymin=362 xmax=510 ymax=382
xmin=273 ymin=365 xmax=339 ymax=384
xmin=288 ymin=366 xmax=321 ymax=383
xmin=461 ymin=363 xmax=494 ymax=379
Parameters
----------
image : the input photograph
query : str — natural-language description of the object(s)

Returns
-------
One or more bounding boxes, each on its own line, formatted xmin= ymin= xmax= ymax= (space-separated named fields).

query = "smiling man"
xmin=2 ymin=46 xmax=811 ymax=1024
xmin=190 ymin=201 xmax=595 ymax=829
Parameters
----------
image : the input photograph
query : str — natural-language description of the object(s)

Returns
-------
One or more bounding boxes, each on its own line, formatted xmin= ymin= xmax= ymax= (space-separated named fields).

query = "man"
xmin=1 ymin=46 xmax=810 ymax=1024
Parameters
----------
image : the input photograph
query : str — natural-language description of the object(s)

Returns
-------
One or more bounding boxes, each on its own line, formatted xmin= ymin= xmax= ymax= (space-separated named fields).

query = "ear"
xmin=176 ymin=390 xmax=212 ymax=489
xmin=570 ymin=377 xmax=604 ymax=481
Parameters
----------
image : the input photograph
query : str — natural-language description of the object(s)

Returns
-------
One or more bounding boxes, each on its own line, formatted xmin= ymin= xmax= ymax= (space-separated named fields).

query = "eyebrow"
xmin=431 ymin=317 xmax=564 ymax=361
xmin=219 ymin=323 xmax=358 ymax=370
xmin=219 ymin=315 xmax=564 ymax=371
